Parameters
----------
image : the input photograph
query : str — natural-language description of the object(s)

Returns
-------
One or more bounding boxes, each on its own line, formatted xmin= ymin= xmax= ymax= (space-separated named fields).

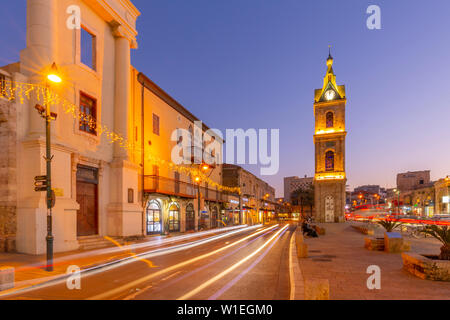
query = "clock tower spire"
xmin=313 ymin=50 xmax=347 ymax=223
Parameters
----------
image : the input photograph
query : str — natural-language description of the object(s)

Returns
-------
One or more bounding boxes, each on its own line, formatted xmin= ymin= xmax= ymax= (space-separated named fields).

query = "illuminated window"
xmin=81 ymin=27 xmax=96 ymax=70
xmin=79 ymin=92 xmax=97 ymax=135
xmin=0 ymin=74 xmax=5 ymax=95
xmin=325 ymin=151 xmax=335 ymax=171
xmin=326 ymin=112 xmax=334 ymax=128
xmin=169 ymin=203 xmax=180 ymax=232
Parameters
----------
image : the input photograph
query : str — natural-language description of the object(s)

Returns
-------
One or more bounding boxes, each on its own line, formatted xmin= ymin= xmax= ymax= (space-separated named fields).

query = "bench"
xmin=364 ymin=237 xmax=385 ymax=251
xmin=352 ymin=225 xmax=374 ymax=235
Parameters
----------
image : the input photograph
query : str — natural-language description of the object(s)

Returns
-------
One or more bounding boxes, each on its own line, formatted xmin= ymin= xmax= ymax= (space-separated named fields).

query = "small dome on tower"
xmin=326 ymin=52 xmax=333 ymax=68
xmin=326 ymin=45 xmax=334 ymax=68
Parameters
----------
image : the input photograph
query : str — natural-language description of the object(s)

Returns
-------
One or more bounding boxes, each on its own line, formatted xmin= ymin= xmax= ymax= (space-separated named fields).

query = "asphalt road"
xmin=3 ymin=223 xmax=295 ymax=300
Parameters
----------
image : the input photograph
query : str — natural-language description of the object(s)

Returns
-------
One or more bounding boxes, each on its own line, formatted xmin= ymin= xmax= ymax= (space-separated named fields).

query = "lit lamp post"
xmin=194 ymin=176 xmax=202 ymax=230
xmin=393 ymin=188 xmax=400 ymax=215
xmin=374 ymin=194 xmax=380 ymax=207
xmin=36 ymin=62 xmax=61 ymax=272
xmin=263 ymin=193 xmax=270 ymax=224
xmin=194 ymin=164 xmax=211 ymax=230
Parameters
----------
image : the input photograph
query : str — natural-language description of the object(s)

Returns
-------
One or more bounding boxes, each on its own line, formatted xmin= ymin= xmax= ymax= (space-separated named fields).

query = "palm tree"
xmin=377 ymin=219 xmax=403 ymax=233
xmin=420 ymin=225 xmax=450 ymax=260
xmin=291 ymin=185 xmax=315 ymax=220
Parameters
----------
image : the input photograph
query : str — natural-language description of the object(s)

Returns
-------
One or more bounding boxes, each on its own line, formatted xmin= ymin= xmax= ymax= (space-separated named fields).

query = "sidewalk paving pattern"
xmin=298 ymin=222 xmax=450 ymax=300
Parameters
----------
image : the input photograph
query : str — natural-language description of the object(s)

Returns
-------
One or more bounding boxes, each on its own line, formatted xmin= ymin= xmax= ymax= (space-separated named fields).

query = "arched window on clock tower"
xmin=326 ymin=112 xmax=334 ymax=128
xmin=325 ymin=151 xmax=335 ymax=171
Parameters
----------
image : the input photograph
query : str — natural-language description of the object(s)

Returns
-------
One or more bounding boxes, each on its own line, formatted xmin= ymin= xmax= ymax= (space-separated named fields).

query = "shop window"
xmin=169 ymin=203 xmax=180 ymax=232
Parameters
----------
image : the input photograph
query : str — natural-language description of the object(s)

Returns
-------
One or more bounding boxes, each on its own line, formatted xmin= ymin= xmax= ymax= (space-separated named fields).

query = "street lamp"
xmin=394 ymin=188 xmax=400 ymax=215
xmin=37 ymin=62 xmax=61 ymax=272
xmin=47 ymin=63 xmax=62 ymax=84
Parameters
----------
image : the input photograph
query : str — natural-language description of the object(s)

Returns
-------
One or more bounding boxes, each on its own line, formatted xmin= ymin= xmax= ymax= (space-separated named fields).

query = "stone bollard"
xmin=384 ymin=232 xmax=404 ymax=253
xmin=0 ymin=267 xmax=15 ymax=291
xmin=295 ymin=231 xmax=308 ymax=258
xmin=304 ymin=279 xmax=329 ymax=300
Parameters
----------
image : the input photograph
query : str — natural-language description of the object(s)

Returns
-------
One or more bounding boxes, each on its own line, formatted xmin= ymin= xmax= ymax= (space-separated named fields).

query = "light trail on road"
xmin=87 ymin=224 xmax=280 ymax=300
xmin=177 ymin=224 xmax=290 ymax=300
xmin=207 ymin=225 xmax=290 ymax=300
xmin=0 ymin=225 xmax=263 ymax=299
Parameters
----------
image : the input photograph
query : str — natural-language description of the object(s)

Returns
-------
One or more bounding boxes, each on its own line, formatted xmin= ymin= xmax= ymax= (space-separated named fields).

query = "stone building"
xmin=313 ymin=52 xmax=347 ymax=223
xmin=222 ymin=164 xmax=276 ymax=224
xmin=0 ymin=68 xmax=18 ymax=252
xmin=135 ymin=72 xmax=225 ymax=234
xmin=400 ymin=183 xmax=435 ymax=217
xmin=0 ymin=0 xmax=227 ymax=254
xmin=397 ymin=170 xmax=431 ymax=192
xmin=283 ymin=176 xmax=313 ymax=203
xmin=434 ymin=177 xmax=450 ymax=215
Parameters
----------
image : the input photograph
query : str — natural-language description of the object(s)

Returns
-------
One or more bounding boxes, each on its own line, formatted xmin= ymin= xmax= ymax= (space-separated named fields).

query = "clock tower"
xmin=313 ymin=51 xmax=347 ymax=223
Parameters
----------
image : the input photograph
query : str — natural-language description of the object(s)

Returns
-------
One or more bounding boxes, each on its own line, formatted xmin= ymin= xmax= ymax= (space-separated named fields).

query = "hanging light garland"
xmin=1 ymin=79 xmax=241 ymax=194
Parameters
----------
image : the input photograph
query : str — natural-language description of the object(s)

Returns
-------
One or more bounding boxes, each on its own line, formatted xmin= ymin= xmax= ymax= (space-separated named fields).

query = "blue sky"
xmin=1 ymin=0 xmax=450 ymax=197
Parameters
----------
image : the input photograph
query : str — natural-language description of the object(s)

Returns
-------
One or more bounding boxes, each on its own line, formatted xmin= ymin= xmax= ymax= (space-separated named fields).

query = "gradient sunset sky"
xmin=1 ymin=0 xmax=449 ymax=197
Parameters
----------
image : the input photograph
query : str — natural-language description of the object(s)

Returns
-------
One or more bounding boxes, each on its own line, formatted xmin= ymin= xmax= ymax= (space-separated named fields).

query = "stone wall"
xmin=0 ymin=97 xmax=17 ymax=252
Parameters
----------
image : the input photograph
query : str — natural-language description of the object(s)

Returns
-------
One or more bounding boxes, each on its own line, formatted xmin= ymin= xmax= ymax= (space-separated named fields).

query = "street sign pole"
xmin=45 ymin=98 xmax=54 ymax=272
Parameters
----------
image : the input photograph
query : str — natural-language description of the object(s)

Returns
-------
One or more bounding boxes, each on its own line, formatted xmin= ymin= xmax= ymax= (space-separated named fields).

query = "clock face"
xmin=324 ymin=90 xmax=336 ymax=101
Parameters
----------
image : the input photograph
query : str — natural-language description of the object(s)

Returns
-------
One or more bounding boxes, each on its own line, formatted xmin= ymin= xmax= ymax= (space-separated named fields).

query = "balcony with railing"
xmin=144 ymin=175 xmax=228 ymax=202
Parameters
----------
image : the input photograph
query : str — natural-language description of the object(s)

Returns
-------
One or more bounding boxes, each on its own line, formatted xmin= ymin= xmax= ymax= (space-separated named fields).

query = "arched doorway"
xmin=169 ymin=203 xmax=180 ymax=232
xmin=325 ymin=195 xmax=335 ymax=223
xmin=147 ymin=200 xmax=162 ymax=235
xmin=211 ymin=206 xmax=218 ymax=228
xmin=186 ymin=204 xmax=195 ymax=231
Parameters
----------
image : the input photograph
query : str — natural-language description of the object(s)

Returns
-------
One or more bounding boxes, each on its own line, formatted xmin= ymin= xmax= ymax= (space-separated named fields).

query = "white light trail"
xmin=177 ymin=224 xmax=289 ymax=300
xmin=87 ymin=225 xmax=279 ymax=300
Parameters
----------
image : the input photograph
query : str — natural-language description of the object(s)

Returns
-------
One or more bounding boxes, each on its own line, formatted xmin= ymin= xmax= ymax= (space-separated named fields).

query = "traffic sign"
xmin=34 ymin=175 xmax=48 ymax=192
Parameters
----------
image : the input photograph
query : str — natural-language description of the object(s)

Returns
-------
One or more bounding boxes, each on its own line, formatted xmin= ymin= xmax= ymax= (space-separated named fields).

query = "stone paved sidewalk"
xmin=298 ymin=222 xmax=450 ymax=300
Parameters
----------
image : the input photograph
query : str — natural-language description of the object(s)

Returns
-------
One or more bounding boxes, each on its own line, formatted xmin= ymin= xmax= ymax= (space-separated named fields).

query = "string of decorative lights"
xmin=0 ymin=79 xmax=241 ymax=194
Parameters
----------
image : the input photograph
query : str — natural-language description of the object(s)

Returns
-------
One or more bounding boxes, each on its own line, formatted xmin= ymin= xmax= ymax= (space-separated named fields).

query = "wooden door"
xmin=186 ymin=205 xmax=195 ymax=231
xmin=325 ymin=195 xmax=335 ymax=223
xmin=77 ymin=181 xmax=98 ymax=236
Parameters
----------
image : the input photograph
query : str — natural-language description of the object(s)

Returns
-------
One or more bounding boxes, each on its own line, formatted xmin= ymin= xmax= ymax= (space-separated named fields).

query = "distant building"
xmin=434 ymin=177 xmax=450 ymax=215
xmin=354 ymin=185 xmax=381 ymax=195
xmin=397 ymin=171 xmax=431 ymax=192
xmin=283 ymin=176 xmax=314 ymax=202
xmin=223 ymin=164 xmax=276 ymax=224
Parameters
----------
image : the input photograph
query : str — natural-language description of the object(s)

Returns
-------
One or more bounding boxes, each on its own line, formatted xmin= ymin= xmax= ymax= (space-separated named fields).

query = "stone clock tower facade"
xmin=313 ymin=52 xmax=347 ymax=223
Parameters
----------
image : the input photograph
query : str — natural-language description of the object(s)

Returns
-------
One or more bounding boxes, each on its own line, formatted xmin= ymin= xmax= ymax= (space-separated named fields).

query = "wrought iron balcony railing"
xmin=144 ymin=175 xmax=228 ymax=202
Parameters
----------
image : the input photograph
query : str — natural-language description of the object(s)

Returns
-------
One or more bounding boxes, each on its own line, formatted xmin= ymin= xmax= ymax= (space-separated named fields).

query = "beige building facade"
xmin=0 ymin=0 xmax=227 ymax=254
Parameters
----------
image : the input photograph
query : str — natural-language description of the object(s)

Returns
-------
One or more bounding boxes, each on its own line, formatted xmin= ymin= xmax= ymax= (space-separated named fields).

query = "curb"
xmin=289 ymin=230 xmax=305 ymax=300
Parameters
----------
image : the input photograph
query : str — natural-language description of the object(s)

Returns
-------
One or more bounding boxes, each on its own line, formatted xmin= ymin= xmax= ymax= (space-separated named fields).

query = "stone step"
xmin=78 ymin=236 xmax=124 ymax=251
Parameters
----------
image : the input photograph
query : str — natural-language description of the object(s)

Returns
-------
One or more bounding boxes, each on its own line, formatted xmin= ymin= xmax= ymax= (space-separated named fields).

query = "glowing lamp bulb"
xmin=47 ymin=63 xmax=62 ymax=83
xmin=47 ymin=74 xmax=62 ymax=83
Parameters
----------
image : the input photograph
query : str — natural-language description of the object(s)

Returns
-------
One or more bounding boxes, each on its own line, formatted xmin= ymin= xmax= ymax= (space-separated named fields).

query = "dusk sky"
xmin=1 ymin=0 xmax=449 ymax=197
